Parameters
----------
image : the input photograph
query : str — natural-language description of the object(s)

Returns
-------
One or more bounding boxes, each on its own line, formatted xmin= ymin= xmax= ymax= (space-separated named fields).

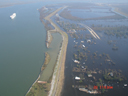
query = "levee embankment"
xmin=26 ymin=6 xmax=68 ymax=96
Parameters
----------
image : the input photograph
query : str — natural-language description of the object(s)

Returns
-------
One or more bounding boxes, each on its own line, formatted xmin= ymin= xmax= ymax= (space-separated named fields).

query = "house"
xmin=83 ymin=45 xmax=85 ymax=48
xmin=110 ymin=72 xmax=113 ymax=76
xmin=87 ymin=40 xmax=91 ymax=43
xmin=82 ymin=66 xmax=84 ymax=69
xmin=42 ymin=6 xmax=48 ymax=10
xmin=68 ymin=29 xmax=76 ymax=33
xmin=88 ymin=74 xmax=92 ymax=77
xmin=124 ymin=84 xmax=127 ymax=86
xmin=74 ymin=60 xmax=80 ymax=63
xmin=81 ymin=41 xmax=84 ymax=43
xmin=75 ymin=76 xmax=80 ymax=80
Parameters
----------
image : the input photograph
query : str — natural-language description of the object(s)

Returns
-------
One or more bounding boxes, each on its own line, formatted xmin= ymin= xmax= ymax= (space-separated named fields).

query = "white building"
xmin=75 ymin=76 xmax=80 ymax=80
xmin=83 ymin=45 xmax=85 ymax=48
xmin=74 ymin=60 xmax=80 ymax=63
xmin=87 ymin=40 xmax=91 ymax=43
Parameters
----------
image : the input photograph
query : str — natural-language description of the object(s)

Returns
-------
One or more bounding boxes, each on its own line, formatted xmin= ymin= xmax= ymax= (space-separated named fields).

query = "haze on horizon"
xmin=0 ymin=0 xmax=128 ymax=6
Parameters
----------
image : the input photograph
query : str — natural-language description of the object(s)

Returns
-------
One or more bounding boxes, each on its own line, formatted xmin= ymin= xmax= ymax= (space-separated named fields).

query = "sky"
xmin=0 ymin=0 xmax=128 ymax=6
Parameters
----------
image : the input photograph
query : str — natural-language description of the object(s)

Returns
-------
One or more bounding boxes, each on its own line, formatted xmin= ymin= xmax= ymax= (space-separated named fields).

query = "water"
xmin=60 ymin=5 xmax=128 ymax=96
xmin=0 ymin=2 xmax=47 ymax=96
xmin=70 ymin=8 xmax=115 ymax=19
xmin=39 ymin=33 xmax=62 ymax=81
xmin=62 ymin=30 xmax=128 ymax=96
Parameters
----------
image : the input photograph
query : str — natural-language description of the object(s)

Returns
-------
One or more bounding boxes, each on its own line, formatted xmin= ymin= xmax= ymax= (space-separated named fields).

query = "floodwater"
xmin=61 ymin=5 xmax=128 ymax=96
xmin=62 ymin=27 xmax=128 ymax=96
xmin=70 ymin=8 xmax=115 ymax=19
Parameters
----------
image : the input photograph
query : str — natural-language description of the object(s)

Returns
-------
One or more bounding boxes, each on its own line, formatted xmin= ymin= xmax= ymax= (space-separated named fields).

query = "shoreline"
xmin=26 ymin=6 xmax=68 ymax=96
xmin=0 ymin=1 xmax=39 ymax=9
xmin=26 ymin=75 xmax=41 ymax=95
xmin=113 ymin=7 xmax=128 ymax=18
xmin=44 ymin=7 xmax=68 ymax=96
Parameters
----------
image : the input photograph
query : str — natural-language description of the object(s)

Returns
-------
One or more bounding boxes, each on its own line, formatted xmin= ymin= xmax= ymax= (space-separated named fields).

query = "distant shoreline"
xmin=113 ymin=7 xmax=128 ymax=18
xmin=0 ymin=1 xmax=39 ymax=8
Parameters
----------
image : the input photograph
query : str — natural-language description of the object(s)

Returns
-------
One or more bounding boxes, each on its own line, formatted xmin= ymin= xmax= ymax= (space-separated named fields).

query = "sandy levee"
xmin=44 ymin=7 xmax=68 ymax=96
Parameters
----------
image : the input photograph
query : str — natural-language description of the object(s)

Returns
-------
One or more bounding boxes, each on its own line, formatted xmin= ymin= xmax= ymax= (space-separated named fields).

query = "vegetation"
xmin=41 ymin=52 xmax=50 ymax=71
xmin=103 ymin=69 xmax=126 ymax=82
xmin=26 ymin=83 xmax=50 ymax=96
xmin=92 ymin=25 xmax=128 ymax=38
xmin=74 ymin=53 xmax=78 ymax=59
xmin=59 ymin=9 xmax=83 ymax=21
xmin=56 ymin=21 xmax=86 ymax=32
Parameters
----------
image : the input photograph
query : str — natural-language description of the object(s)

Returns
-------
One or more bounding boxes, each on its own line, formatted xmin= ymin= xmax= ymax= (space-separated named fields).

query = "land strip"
xmin=46 ymin=30 xmax=53 ymax=48
xmin=44 ymin=7 xmax=68 ymax=96
xmin=26 ymin=7 xmax=68 ymax=96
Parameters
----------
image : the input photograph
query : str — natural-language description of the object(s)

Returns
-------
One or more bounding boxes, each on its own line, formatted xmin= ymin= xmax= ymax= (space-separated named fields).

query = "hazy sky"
xmin=0 ymin=0 xmax=128 ymax=6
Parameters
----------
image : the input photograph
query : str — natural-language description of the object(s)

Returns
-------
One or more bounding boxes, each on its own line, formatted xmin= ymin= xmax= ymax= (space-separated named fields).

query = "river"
xmin=0 ymin=2 xmax=48 ymax=96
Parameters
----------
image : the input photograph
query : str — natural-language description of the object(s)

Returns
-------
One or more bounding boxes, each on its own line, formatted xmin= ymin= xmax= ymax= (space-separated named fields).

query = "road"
xmin=79 ymin=23 xmax=101 ymax=40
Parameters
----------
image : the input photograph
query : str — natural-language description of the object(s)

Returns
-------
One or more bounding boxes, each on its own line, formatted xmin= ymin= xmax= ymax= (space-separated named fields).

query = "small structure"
xmin=106 ymin=59 xmax=111 ymax=61
xmin=74 ymin=60 xmax=80 ymax=64
xmin=124 ymin=84 xmax=127 ymax=86
xmin=110 ymin=72 xmax=113 ymax=76
xmin=83 ymin=45 xmax=85 ymax=48
xmin=68 ymin=29 xmax=76 ymax=33
xmin=88 ymin=74 xmax=92 ymax=77
xmin=87 ymin=40 xmax=91 ymax=43
xmin=79 ymin=88 xmax=99 ymax=94
xmin=81 ymin=41 xmax=84 ymax=43
xmin=75 ymin=42 xmax=78 ymax=44
xmin=38 ymin=81 xmax=47 ymax=84
xmin=75 ymin=76 xmax=80 ymax=80
xmin=42 ymin=6 xmax=48 ymax=10
xmin=82 ymin=66 xmax=84 ymax=69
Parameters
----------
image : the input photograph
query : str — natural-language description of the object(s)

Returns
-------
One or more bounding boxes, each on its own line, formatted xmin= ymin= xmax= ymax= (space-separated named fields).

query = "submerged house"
xmin=42 ymin=6 xmax=48 ymax=10
xmin=75 ymin=76 xmax=80 ymax=80
xmin=110 ymin=72 xmax=113 ymax=76
xmin=88 ymin=74 xmax=92 ymax=77
xmin=74 ymin=60 xmax=80 ymax=64
xmin=83 ymin=45 xmax=85 ymax=48
xmin=68 ymin=29 xmax=76 ymax=33
xmin=81 ymin=41 xmax=84 ymax=43
xmin=87 ymin=40 xmax=91 ymax=43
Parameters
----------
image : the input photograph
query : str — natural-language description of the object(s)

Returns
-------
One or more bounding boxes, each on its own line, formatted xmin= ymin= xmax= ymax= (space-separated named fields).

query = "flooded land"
xmin=43 ymin=2 xmax=128 ymax=96
xmin=57 ymin=3 xmax=128 ymax=96
xmin=26 ymin=2 xmax=128 ymax=96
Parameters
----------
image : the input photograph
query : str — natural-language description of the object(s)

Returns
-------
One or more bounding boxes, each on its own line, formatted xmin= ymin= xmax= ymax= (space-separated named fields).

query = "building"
xmin=87 ymin=40 xmax=91 ymax=43
xmin=75 ymin=76 xmax=80 ymax=80
xmin=74 ymin=60 xmax=80 ymax=63
xmin=88 ymin=74 xmax=92 ymax=77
